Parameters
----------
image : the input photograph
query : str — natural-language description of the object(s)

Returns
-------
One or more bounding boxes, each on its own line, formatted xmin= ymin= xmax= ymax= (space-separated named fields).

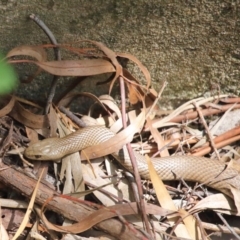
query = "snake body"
xmin=24 ymin=126 xmax=240 ymax=198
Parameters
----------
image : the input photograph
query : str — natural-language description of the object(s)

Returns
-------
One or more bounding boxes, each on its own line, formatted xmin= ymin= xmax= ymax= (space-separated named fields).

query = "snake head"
xmin=24 ymin=138 xmax=60 ymax=160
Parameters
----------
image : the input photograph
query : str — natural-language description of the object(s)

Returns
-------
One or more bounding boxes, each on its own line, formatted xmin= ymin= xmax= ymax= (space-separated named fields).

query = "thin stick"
xmin=29 ymin=14 xmax=61 ymax=114
xmin=119 ymin=76 xmax=152 ymax=236
xmin=194 ymin=213 xmax=208 ymax=240
xmin=58 ymin=106 xmax=87 ymax=128
xmin=165 ymin=103 xmax=240 ymax=124
xmin=216 ymin=213 xmax=240 ymax=239
xmin=85 ymin=181 xmax=130 ymax=203
xmin=29 ymin=14 xmax=60 ymax=60
xmin=192 ymin=125 xmax=240 ymax=153
xmin=146 ymin=80 xmax=168 ymax=119
xmin=201 ymin=221 xmax=240 ymax=234
xmin=124 ymin=172 xmax=140 ymax=202
xmin=192 ymin=135 xmax=240 ymax=157
xmin=193 ymin=101 xmax=221 ymax=160
xmin=11 ymin=142 xmax=33 ymax=167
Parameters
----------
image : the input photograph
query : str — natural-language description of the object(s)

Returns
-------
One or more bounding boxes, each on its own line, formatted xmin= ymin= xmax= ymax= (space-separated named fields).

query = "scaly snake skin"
xmin=24 ymin=125 xmax=240 ymax=198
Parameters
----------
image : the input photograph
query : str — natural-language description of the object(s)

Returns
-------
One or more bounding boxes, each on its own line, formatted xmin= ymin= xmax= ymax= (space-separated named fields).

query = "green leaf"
xmin=0 ymin=54 xmax=18 ymax=95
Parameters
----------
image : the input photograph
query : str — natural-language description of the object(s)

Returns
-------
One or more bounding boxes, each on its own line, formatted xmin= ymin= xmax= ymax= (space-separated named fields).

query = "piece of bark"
xmin=0 ymin=161 xmax=145 ymax=240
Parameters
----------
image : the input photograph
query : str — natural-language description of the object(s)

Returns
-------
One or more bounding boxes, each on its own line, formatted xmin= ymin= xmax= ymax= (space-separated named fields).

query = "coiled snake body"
xmin=24 ymin=125 xmax=240 ymax=198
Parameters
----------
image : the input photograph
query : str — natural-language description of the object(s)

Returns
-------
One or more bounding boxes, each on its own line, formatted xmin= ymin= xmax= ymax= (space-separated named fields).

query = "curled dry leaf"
xmin=6 ymin=45 xmax=47 ymax=62
xmin=57 ymin=92 xmax=111 ymax=114
xmin=6 ymin=42 xmax=119 ymax=80
xmin=98 ymin=94 xmax=121 ymax=118
xmin=0 ymin=96 xmax=15 ymax=117
xmin=117 ymin=52 xmax=151 ymax=90
xmin=190 ymin=194 xmax=239 ymax=216
xmin=122 ymin=68 xmax=148 ymax=106
xmin=6 ymin=45 xmax=47 ymax=81
xmin=36 ymin=59 xmax=115 ymax=76
xmin=40 ymin=202 xmax=174 ymax=234
xmin=9 ymin=101 xmax=49 ymax=129
xmin=81 ymin=40 xmax=122 ymax=91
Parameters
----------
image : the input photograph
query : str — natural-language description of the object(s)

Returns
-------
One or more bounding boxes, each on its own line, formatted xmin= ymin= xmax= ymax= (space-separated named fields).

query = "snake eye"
xmin=34 ymin=155 xmax=42 ymax=159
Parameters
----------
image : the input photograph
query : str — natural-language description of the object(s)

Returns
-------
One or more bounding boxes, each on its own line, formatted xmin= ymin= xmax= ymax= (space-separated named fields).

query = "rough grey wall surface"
xmin=1 ymin=0 xmax=239 ymax=109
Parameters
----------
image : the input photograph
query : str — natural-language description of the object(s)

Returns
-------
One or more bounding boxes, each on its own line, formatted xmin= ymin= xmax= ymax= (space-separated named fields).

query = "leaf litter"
xmin=1 ymin=18 xmax=240 ymax=240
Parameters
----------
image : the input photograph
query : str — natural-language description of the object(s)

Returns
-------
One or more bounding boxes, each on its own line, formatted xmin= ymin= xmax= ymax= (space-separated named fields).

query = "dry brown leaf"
xmin=9 ymin=101 xmax=49 ymax=129
xmin=121 ymin=68 xmax=156 ymax=108
xmin=36 ymin=59 xmax=115 ymax=76
xmin=117 ymin=52 xmax=151 ymax=89
xmin=98 ymin=95 xmax=121 ymax=118
xmin=81 ymin=40 xmax=122 ymax=93
xmin=47 ymin=105 xmax=59 ymax=137
xmin=40 ymin=202 xmax=174 ymax=234
xmin=25 ymin=127 xmax=39 ymax=144
xmin=57 ymin=92 xmax=110 ymax=115
xmin=110 ymin=109 xmax=141 ymax=133
xmin=6 ymin=45 xmax=47 ymax=62
xmin=190 ymin=193 xmax=239 ymax=216
xmin=0 ymin=96 xmax=15 ymax=117
xmin=127 ymin=82 xmax=143 ymax=105
xmin=14 ymin=96 xmax=43 ymax=109
xmin=229 ymin=187 xmax=240 ymax=213
xmin=80 ymin=111 xmax=145 ymax=160
xmin=122 ymin=68 xmax=146 ymax=105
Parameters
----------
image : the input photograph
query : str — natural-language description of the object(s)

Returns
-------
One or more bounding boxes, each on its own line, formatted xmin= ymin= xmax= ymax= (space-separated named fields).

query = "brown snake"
xmin=24 ymin=125 xmax=240 ymax=198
